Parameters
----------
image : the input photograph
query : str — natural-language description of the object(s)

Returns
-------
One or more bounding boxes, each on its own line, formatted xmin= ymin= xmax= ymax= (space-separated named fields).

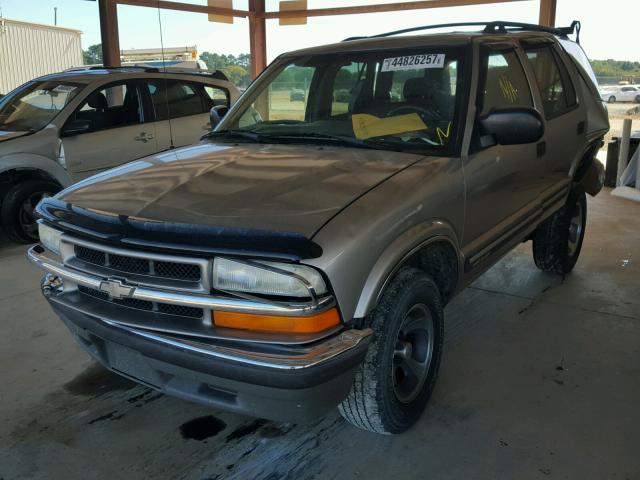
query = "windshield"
xmin=0 ymin=81 xmax=83 ymax=132
xmin=218 ymin=47 xmax=465 ymax=154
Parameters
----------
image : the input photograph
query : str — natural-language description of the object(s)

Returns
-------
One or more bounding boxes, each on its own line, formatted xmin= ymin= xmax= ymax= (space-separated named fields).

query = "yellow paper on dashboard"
xmin=351 ymin=113 xmax=427 ymax=140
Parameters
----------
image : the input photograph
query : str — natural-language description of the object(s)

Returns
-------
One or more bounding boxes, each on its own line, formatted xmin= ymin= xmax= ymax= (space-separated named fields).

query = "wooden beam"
xmin=538 ymin=0 xmax=557 ymax=26
xmin=99 ymin=0 xmax=121 ymax=66
xmin=116 ymin=0 xmax=249 ymax=18
xmin=261 ymin=0 xmax=528 ymax=19
xmin=248 ymin=0 xmax=267 ymax=79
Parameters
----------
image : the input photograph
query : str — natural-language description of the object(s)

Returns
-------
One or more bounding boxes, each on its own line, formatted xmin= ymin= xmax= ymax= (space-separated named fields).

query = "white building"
xmin=0 ymin=17 xmax=83 ymax=94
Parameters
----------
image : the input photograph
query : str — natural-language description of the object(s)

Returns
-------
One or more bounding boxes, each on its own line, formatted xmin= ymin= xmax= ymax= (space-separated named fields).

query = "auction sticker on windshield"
xmin=381 ymin=54 xmax=445 ymax=72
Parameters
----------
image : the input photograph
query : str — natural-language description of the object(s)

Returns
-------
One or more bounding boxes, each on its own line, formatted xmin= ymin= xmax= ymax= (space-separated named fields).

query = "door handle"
xmin=536 ymin=141 xmax=546 ymax=158
xmin=134 ymin=132 xmax=154 ymax=143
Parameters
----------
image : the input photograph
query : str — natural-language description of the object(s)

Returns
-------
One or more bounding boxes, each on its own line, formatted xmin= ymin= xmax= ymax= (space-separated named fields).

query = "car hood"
xmin=0 ymin=130 xmax=30 ymax=142
xmin=58 ymin=142 xmax=424 ymax=238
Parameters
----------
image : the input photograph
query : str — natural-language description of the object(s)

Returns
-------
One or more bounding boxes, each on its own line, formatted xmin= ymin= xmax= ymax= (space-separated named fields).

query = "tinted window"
xmin=71 ymin=82 xmax=141 ymax=132
xmin=203 ymin=86 xmax=229 ymax=108
xmin=525 ymin=46 xmax=576 ymax=118
xmin=147 ymin=80 xmax=207 ymax=121
xmin=480 ymin=49 xmax=533 ymax=115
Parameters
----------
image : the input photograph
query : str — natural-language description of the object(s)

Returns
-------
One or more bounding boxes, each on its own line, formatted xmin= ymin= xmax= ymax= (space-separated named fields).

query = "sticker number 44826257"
xmin=381 ymin=54 xmax=445 ymax=72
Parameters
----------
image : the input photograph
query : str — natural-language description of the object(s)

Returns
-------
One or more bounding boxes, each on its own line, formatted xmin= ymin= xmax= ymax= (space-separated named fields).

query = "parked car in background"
xmin=0 ymin=67 xmax=240 ymax=243
xmin=29 ymin=21 xmax=607 ymax=434
xmin=598 ymin=84 xmax=640 ymax=103
xmin=289 ymin=88 xmax=306 ymax=102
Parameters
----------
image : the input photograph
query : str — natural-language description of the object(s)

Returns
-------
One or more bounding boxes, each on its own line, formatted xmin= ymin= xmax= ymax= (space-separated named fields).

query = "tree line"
xmin=82 ymin=45 xmax=252 ymax=87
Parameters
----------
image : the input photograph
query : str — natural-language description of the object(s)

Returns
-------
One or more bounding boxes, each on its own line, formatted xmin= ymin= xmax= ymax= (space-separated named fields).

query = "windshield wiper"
xmin=203 ymin=129 xmax=271 ymax=143
xmin=270 ymin=133 xmax=379 ymax=149
xmin=276 ymin=133 xmax=410 ymax=151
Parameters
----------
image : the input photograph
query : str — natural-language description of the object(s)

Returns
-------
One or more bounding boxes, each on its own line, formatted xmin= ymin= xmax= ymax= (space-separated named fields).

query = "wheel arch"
xmin=0 ymin=154 xmax=71 ymax=202
xmin=352 ymin=220 xmax=463 ymax=320
xmin=570 ymin=140 xmax=605 ymax=197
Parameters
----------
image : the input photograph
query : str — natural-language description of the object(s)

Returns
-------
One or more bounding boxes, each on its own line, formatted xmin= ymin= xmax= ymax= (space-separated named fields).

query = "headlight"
xmin=212 ymin=257 xmax=327 ymax=298
xmin=38 ymin=223 xmax=63 ymax=255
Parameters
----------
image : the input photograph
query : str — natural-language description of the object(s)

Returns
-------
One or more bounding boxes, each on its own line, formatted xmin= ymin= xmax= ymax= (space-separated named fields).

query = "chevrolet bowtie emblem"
xmin=99 ymin=278 xmax=135 ymax=300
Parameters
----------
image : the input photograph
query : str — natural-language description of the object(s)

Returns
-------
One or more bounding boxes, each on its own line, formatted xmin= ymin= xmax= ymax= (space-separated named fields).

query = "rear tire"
xmin=532 ymin=184 xmax=587 ymax=275
xmin=338 ymin=267 xmax=444 ymax=434
xmin=1 ymin=179 xmax=60 ymax=243
xmin=635 ymin=95 xmax=640 ymax=104
xmin=608 ymin=96 xmax=616 ymax=103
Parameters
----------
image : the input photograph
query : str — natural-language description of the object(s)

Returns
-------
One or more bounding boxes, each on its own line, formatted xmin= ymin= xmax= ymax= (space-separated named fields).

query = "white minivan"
xmin=0 ymin=67 xmax=240 ymax=242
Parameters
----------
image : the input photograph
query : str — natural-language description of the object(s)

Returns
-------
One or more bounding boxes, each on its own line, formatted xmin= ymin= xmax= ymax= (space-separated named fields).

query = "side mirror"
xmin=209 ymin=105 xmax=229 ymax=129
xmin=478 ymin=108 xmax=544 ymax=148
xmin=62 ymin=119 xmax=92 ymax=137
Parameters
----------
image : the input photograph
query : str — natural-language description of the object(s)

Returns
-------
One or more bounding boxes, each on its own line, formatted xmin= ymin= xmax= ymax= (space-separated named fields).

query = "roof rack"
xmin=344 ymin=20 xmax=581 ymax=43
xmin=64 ymin=65 xmax=229 ymax=81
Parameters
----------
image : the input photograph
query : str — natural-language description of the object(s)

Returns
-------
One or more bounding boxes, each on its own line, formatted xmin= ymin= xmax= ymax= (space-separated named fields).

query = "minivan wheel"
xmin=338 ymin=267 xmax=444 ymax=434
xmin=532 ymin=184 xmax=587 ymax=275
xmin=635 ymin=94 xmax=640 ymax=103
xmin=1 ymin=180 xmax=60 ymax=243
xmin=608 ymin=96 xmax=616 ymax=103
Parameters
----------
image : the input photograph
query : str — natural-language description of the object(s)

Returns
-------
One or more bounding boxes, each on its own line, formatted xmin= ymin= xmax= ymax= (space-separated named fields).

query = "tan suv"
xmin=0 ymin=67 xmax=240 ymax=242
xmin=29 ymin=22 xmax=608 ymax=434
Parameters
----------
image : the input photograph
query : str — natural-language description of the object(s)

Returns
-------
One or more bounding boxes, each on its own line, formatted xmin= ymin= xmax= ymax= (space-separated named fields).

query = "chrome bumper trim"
xmin=114 ymin=321 xmax=372 ymax=370
xmin=27 ymin=246 xmax=334 ymax=317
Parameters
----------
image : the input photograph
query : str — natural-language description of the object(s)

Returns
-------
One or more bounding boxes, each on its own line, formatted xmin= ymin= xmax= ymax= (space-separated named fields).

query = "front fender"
xmin=352 ymin=221 xmax=463 ymax=319
xmin=0 ymin=153 xmax=72 ymax=188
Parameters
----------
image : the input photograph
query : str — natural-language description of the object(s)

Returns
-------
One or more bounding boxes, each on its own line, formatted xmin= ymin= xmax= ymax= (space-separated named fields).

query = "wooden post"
xmin=538 ymin=0 xmax=557 ymax=27
xmin=99 ymin=0 xmax=121 ymax=67
xmin=248 ymin=0 xmax=267 ymax=79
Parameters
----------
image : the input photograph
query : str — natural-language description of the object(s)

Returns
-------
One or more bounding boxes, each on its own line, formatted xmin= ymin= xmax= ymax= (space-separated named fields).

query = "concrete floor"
xmin=1 ymin=189 xmax=639 ymax=480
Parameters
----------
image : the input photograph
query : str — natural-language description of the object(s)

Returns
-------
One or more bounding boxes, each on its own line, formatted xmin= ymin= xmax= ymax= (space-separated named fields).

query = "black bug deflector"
xmin=36 ymin=197 xmax=323 ymax=260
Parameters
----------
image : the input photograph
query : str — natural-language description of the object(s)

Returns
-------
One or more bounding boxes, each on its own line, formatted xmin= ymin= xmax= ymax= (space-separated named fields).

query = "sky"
xmin=0 ymin=0 xmax=638 ymax=63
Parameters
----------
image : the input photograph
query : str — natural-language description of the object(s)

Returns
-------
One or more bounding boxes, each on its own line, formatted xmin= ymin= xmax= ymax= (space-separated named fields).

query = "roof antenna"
xmin=156 ymin=1 xmax=175 ymax=149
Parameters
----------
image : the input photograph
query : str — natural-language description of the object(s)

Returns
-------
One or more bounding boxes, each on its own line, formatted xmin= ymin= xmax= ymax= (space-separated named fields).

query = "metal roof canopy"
xmin=98 ymin=0 xmax=558 ymax=78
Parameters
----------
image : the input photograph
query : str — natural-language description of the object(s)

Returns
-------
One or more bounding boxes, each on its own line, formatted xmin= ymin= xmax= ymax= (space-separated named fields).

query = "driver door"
xmin=61 ymin=80 xmax=157 ymax=181
xmin=462 ymin=45 xmax=546 ymax=267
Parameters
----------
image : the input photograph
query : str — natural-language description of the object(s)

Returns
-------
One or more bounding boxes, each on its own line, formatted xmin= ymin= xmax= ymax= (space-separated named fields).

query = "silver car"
xmin=0 ymin=67 xmax=240 ymax=242
xmin=29 ymin=22 xmax=608 ymax=434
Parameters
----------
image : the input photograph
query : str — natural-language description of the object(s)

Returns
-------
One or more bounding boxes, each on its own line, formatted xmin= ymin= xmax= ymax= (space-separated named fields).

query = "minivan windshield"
xmin=0 ymin=81 xmax=83 ymax=132
xmin=217 ymin=47 xmax=464 ymax=154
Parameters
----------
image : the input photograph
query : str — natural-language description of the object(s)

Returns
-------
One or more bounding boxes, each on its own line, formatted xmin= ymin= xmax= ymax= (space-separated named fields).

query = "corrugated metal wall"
xmin=0 ymin=18 xmax=83 ymax=94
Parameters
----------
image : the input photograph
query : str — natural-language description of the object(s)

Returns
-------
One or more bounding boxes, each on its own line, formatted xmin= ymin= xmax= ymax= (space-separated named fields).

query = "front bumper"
xmin=28 ymin=246 xmax=372 ymax=421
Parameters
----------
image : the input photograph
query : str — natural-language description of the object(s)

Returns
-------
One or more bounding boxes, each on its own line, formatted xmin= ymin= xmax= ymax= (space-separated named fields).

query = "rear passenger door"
xmin=522 ymin=40 xmax=581 ymax=192
xmin=463 ymin=44 xmax=546 ymax=258
xmin=145 ymin=78 xmax=228 ymax=150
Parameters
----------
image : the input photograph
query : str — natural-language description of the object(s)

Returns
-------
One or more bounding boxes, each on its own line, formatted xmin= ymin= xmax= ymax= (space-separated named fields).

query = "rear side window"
xmin=524 ymin=46 xmax=577 ymax=119
xmin=479 ymin=49 xmax=533 ymax=115
xmin=203 ymin=86 xmax=229 ymax=108
xmin=147 ymin=79 xmax=208 ymax=121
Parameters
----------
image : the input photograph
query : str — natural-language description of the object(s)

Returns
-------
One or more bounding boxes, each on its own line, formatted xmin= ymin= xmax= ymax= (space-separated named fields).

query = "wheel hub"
xmin=567 ymin=201 xmax=583 ymax=257
xmin=392 ymin=303 xmax=434 ymax=404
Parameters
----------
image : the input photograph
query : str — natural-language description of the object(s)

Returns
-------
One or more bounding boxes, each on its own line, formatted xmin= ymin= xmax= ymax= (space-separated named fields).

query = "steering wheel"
xmin=388 ymin=104 xmax=442 ymax=122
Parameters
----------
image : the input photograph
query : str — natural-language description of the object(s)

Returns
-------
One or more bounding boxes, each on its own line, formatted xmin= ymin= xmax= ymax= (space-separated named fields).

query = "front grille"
xmin=78 ymin=285 xmax=203 ymax=319
xmin=74 ymin=245 xmax=202 ymax=282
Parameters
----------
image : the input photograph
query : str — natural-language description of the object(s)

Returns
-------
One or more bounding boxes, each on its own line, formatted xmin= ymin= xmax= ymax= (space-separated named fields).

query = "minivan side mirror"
xmin=209 ymin=105 xmax=229 ymax=129
xmin=61 ymin=119 xmax=92 ymax=137
xmin=478 ymin=107 xmax=544 ymax=148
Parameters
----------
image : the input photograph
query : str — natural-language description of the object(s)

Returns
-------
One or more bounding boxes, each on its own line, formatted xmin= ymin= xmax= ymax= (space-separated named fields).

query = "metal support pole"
xmin=248 ymin=0 xmax=266 ymax=79
xmin=99 ymin=0 xmax=121 ymax=67
xmin=618 ymin=118 xmax=632 ymax=186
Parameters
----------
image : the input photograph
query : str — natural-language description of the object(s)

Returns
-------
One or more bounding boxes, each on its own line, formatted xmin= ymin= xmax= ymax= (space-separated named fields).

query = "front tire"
xmin=635 ymin=95 xmax=640 ymax=103
xmin=1 ymin=179 xmax=60 ymax=243
xmin=533 ymin=184 xmax=587 ymax=274
xmin=608 ymin=96 xmax=616 ymax=103
xmin=338 ymin=268 xmax=444 ymax=434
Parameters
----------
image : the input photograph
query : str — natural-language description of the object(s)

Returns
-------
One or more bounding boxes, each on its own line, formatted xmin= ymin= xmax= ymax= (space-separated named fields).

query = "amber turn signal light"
xmin=213 ymin=308 xmax=340 ymax=334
